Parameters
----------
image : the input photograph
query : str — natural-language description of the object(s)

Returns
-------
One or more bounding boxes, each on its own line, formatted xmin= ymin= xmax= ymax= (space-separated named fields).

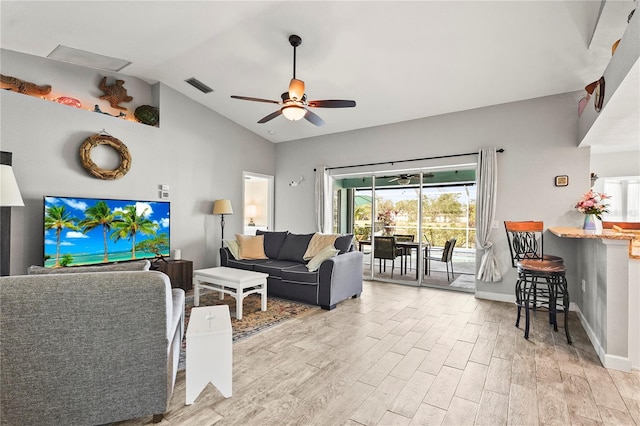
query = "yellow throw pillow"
xmin=303 ymin=233 xmax=339 ymax=260
xmin=236 ymin=234 xmax=268 ymax=260
xmin=307 ymin=245 xmax=339 ymax=272
xmin=225 ymin=239 xmax=240 ymax=259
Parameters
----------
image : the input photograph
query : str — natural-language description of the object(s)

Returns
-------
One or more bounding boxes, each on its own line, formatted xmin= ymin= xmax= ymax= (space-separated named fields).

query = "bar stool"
xmin=504 ymin=221 xmax=568 ymax=341
xmin=515 ymin=259 xmax=572 ymax=344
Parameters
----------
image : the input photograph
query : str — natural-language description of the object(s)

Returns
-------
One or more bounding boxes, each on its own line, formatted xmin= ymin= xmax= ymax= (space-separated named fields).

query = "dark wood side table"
xmin=151 ymin=259 xmax=193 ymax=291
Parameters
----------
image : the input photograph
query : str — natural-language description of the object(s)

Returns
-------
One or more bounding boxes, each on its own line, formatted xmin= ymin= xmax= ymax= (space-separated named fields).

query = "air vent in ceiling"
xmin=185 ymin=78 xmax=213 ymax=94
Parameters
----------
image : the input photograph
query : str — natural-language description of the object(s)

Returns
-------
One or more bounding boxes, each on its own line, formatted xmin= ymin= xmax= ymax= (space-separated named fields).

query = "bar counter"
xmin=549 ymin=227 xmax=639 ymax=372
xmin=549 ymin=227 xmax=640 ymax=259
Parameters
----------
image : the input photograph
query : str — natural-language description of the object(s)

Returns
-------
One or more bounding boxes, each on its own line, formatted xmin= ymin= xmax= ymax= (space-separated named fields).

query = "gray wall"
xmin=1 ymin=50 xmax=275 ymax=273
xmin=275 ymin=92 xmax=591 ymax=297
xmin=591 ymin=150 xmax=640 ymax=178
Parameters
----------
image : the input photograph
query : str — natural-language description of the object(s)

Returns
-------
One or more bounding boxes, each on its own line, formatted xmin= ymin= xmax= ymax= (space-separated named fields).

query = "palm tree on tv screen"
xmin=44 ymin=205 xmax=79 ymax=267
xmin=111 ymin=204 xmax=158 ymax=259
xmin=79 ymin=201 xmax=119 ymax=263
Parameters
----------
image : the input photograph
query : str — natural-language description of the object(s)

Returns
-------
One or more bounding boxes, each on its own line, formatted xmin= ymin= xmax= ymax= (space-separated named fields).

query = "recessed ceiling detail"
xmin=47 ymin=45 xmax=131 ymax=72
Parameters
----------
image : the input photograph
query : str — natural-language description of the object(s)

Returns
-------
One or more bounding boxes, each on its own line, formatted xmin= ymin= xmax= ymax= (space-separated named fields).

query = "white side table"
xmin=185 ymin=305 xmax=232 ymax=404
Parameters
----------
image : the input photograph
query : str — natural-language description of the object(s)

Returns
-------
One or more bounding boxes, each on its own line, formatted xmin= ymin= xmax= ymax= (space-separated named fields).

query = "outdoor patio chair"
xmin=424 ymin=237 xmax=457 ymax=281
xmin=374 ymin=236 xmax=404 ymax=277
xmin=394 ymin=234 xmax=414 ymax=270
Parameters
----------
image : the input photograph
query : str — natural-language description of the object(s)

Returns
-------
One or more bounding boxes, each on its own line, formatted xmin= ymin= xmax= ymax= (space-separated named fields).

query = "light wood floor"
xmin=117 ymin=281 xmax=640 ymax=425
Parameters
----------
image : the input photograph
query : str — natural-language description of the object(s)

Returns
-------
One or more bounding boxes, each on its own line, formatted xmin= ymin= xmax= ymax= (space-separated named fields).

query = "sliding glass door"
xmin=334 ymin=167 xmax=476 ymax=291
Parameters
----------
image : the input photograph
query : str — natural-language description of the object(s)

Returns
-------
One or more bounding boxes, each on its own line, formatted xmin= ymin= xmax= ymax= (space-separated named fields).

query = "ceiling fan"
xmin=230 ymin=34 xmax=356 ymax=127
xmin=388 ymin=173 xmax=435 ymax=185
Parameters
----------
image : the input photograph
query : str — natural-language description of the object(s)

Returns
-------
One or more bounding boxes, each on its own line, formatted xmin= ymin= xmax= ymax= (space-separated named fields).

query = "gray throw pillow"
xmin=334 ymin=234 xmax=354 ymax=254
xmin=256 ymin=230 xmax=289 ymax=259
xmin=28 ymin=260 xmax=151 ymax=275
xmin=277 ymin=233 xmax=314 ymax=263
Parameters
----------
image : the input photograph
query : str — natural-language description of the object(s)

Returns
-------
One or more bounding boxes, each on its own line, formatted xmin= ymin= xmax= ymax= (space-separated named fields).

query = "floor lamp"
xmin=213 ymin=199 xmax=233 ymax=246
xmin=1 ymin=152 xmax=25 ymax=276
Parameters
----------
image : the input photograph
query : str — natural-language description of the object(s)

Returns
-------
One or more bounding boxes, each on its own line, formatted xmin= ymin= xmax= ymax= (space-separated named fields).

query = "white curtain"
xmin=476 ymin=147 xmax=502 ymax=282
xmin=315 ymin=166 xmax=331 ymax=233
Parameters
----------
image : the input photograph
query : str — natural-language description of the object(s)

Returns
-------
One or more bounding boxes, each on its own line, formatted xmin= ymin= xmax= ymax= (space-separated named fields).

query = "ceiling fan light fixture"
xmin=289 ymin=78 xmax=305 ymax=100
xmin=397 ymin=178 xmax=411 ymax=185
xmin=282 ymin=105 xmax=306 ymax=121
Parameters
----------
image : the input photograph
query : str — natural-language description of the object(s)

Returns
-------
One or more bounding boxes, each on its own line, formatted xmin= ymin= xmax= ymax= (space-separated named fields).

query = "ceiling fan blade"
xmin=257 ymin=109 xmax=283 ymax=124
xmin=231 ymin=95 xmax=280 ymax=105
xmin=307 ymin=99 xmax=356 ymax=108
xmin=388 ymin=177 xmax=399 ymax=182
xmin=304 ymin=109 xmax=325 ymax=126
xmin=288 ymin=78 xmax=305 ymax=101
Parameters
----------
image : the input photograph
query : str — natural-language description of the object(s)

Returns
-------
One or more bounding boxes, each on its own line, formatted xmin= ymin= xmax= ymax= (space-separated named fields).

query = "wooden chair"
xmin=373 ymin=236 xmax=403 ymax=277
xmin=424 ymin=237 xmax=457 ymax=281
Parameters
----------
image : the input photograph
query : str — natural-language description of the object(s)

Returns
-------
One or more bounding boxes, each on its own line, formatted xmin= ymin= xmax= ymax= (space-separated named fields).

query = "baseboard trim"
xmin=474 ymin=291 xmax=580 ymax=313
xmin=474 ymin=290 xmax=514 ymax=303
xmin=574 ymin=305 xmax=632 ymax=372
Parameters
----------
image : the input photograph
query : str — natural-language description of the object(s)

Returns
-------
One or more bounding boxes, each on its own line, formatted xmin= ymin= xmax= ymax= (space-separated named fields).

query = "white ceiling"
xmin=1 ymin=1 xmax=637 ymax=149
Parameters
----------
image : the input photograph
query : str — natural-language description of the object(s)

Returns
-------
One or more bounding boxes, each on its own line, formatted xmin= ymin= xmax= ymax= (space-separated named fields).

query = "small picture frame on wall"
xmin=555 ymin=175 xmax=569 ymax=187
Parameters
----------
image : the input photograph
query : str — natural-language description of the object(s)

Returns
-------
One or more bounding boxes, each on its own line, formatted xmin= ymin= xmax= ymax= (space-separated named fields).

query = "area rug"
xmin=178 ymin=292 xmax=317 ymax=370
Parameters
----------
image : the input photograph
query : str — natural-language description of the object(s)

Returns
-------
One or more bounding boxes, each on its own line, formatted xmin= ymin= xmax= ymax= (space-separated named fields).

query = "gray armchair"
xmin=0 ymin=270 xmax=184 ymax=425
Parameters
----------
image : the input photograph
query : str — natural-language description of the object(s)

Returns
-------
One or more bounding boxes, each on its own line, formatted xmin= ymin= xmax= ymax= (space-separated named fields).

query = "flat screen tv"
xmin=43 ymin=196 xmax=170 ymax=268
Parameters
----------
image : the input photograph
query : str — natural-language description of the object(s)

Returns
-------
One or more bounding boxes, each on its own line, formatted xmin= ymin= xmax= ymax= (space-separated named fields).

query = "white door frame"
xmin=242 ymin=171 xmax=274 ymax=233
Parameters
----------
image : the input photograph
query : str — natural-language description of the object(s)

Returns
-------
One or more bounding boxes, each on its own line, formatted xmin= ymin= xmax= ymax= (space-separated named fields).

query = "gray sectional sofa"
xmin=220 ymin=230 xmax=363 ymax=310
xmin=0 ymin=261 xmax=184 ymax=425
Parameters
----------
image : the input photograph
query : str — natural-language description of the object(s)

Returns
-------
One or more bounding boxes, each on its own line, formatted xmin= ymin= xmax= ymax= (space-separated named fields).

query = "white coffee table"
xmin=193 ymin=267 xmax=268 ymax=320
xmin=186 ymin=305 xmax=232 ymax=404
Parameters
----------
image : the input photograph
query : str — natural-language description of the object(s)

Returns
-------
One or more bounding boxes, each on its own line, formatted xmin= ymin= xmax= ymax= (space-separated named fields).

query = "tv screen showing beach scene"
xmin=43 ymin=196 xmax=170 ymax=267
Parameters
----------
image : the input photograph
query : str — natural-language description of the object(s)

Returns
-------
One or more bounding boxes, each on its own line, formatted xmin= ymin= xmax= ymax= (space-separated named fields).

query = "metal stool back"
xmin=504 ymin=221 xmax=563 ymax=266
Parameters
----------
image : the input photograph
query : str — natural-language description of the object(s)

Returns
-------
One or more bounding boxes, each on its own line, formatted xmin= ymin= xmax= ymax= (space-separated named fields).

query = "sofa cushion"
xmin=254 ymin=260 xmax=301 ymax=278
xmin=226 ymin=258 xmax=270 ymax=271
xmin=236 ymin=234 xmax=268 ymax=260
xmin=27 ymin=260 xmax=151 ymax=274
xmin=307 ymin=245 xmax=339 ymax=272
xmin=256 ymin=230 xmax=289 ymax=259
xmin=334 ymin=234 xmax=355 ymax=254
xmin=277 ymin=233 xmax=314 ymax=263
xmin=303 ymin=233 xmax=339 ymax=260
xmin=281 ymin=264 xmax=319 ymax=285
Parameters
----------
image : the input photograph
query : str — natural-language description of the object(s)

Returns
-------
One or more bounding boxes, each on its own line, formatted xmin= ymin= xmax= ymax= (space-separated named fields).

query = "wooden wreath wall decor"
xmin=79 ymin=133 xmax=131 ymax=180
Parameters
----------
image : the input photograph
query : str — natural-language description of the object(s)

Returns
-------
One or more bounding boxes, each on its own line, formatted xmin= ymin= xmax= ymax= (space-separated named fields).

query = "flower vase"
xmin=583 ymin=214 xmax=602 ymax=231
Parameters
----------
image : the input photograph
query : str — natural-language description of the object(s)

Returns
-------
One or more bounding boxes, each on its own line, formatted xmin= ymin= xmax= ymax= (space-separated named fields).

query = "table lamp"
xmin=246 ymin=204 xmax=257 ymax=226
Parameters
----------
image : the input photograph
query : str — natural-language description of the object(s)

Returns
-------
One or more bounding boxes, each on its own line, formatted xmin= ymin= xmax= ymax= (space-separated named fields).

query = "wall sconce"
xmin=1 ymin=151 xmax=25 ymax=276
xmin=289 ymin=176 xmax=305 ymax=187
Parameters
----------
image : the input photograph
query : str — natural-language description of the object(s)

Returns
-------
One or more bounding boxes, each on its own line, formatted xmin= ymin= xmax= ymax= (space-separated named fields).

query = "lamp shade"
xmin=213 ymin=199 xmax=233 ymax=215
xmin=246 ymin=204 xmax=257 ymax=217
xmin=288 ymin=78 xmax=305 ymax=101
xmin=282 ymin=105 xmax=306 ymax=121
xmin=0 ymin=164 xmax=24 ymax=207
